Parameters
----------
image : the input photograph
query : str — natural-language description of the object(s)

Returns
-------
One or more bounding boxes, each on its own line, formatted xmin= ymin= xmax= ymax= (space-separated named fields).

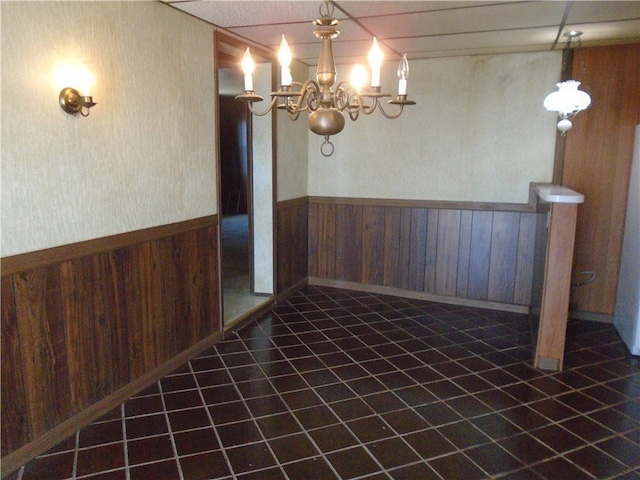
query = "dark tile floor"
xmin=10 ymin=286 xmax=640 ymax=480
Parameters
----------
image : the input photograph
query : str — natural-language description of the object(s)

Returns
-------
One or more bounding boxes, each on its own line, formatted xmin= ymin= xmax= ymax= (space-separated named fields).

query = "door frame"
xmin=214 ymin=31 xmax=277 ymax=327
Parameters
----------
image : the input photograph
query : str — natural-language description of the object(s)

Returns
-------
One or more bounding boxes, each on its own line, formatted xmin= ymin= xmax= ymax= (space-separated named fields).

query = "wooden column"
xmin=534 ymin=202 xmax=579 ymax=371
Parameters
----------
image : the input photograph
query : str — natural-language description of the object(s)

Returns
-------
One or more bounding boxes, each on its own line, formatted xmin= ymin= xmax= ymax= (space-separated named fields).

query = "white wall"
xmin=1 ymin=2 xmax=217 ymax=257
xmin=276 ymin=59 xmax=310 ymax=202
xmin=614 ymin=125 xmax=640 ymax=355
xmin=251 ymin=62 xmax=274 ymax=294
xmin=307 ymin=51 xmax=561 ymax=204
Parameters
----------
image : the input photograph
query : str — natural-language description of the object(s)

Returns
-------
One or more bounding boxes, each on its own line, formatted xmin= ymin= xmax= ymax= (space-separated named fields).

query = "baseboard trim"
xmin=569 ymin=310 xmax=614 ymax=323
xmin=276 ymin=278 xmax=309 ymax=304
xmin=223 ymin=298 xmax=275 ymax=334
xmin=308 ymin=278 xmax=530 ymax=314
xmin=1 ymin=330 xmax=224 ymax=478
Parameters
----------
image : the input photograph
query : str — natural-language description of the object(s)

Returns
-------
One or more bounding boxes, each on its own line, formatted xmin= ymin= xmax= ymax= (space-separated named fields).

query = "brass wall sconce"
xmin=57 ymin=60 xmax=97 ymax=116
xmin=59 ymin=87 xmax=96 ymax=116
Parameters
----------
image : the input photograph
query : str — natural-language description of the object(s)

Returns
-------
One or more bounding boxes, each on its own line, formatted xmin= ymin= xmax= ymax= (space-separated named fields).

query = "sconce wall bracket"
xmin=59 ymin=87 xmax=97 ymax=116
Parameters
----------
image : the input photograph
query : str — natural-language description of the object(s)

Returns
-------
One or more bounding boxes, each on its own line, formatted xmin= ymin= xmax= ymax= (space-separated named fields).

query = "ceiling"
xmin=164 ymin=0 xmax=639 ymax=65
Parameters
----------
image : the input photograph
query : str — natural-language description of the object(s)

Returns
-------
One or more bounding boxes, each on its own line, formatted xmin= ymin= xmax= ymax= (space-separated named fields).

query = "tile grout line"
xmin=215 ymin=340 xmax=289 ymax=480
xmin=121 ymin=402 xmax=131 ymax=480
xmin=157 ymin=380 xmax=185 ymax=480
xmin=278 ymin=296 xmax=519 ymax=477
xmin=268 ymin=300 xmax=469 ymax=479
xmin=188 ymin=358 xmax=240 ymax=480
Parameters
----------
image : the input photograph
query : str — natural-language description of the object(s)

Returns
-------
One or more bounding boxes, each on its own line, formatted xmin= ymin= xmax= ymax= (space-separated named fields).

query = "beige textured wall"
xmin=251 ymin=62 xmax=274 ymax=295
xmin=1 ymin=2 xmax=217 ymax=257
xmin=276 ymin=59 xmax=309 ymax=202
xmin=307 ymin=51 xmax=561 ymax=204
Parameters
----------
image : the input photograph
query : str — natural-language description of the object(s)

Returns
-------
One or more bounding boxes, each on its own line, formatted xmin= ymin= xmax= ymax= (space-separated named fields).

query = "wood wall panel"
xmin=14 ymin=266 xmax=72 ymax=439
xmin=514 ymin=213 xmax=537 ymax=305
xmin=315 ymin=203 xmax=337 ymax=279
xmin=361 ymin=206 xmax=386 ymax=286
xmin=309 ymin=200 xmax=542 ymax=307
xmin=562 ymin=44 xmax=640 ymax=315
xmin=424 ymin=210 xmax=439 ymax=294
xmin=336 ymin=205 xmax=363 ymax=282
xmin=467 ymin=211 xmax=493 ymax=300
xmin=456 ymin=211 xmax=474 ymax=298
xmin=435 ymin=209 xmax=461 ymax=297
xmin=277 ymin=199 xmax=308 ymax=293
xmin=1 ymin=276 xmax=29 ymax=456
xmin=398 ymin=208 xmax=413 ymax=290
xmin=488 ymin=212 xmax=520 ymax=303
xmin=409 ymin=209 xmax=428 ymax=291
xmin=1 ymin=218 xmax=220 ymax=459
xmin=383 ymin=207 xmax=402 ymax=287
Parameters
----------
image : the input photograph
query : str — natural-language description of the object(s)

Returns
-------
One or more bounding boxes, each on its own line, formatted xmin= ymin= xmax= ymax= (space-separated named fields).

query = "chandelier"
xmin=235 ymin=1 xmax=416 ymax=156
xmin=543 ymin=31 xmax=591 ymax=135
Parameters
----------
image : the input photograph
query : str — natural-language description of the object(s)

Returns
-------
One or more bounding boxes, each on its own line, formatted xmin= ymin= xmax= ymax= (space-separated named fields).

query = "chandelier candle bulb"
xmin=242 ymin=48 xmax=255 ymax=92
xmin=397 ymin=54 xmax=409 ymax=95
xmin=278 ymin=35 xmax=293 ymax=86
xmin=369 ymin=37 xmax=383 ymax=88
xmin=351 ymin=64 xmax=367 ymax=93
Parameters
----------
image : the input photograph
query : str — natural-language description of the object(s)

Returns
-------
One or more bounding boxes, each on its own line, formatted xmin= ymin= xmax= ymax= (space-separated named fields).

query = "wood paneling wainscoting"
xmin=308 ymin=197 xmax=545 ymax=311
xmin=1 ymin=216 xmax=221 ymax=472
xmin=562 ymin=44 xmax=640 ymax=317
xmin=276 ymin=198 xmax=309 ymax=299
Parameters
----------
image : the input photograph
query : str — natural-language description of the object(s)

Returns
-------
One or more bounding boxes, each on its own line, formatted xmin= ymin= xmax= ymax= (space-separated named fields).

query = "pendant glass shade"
xmin=544 ymin=80 xmax=591 ymax=115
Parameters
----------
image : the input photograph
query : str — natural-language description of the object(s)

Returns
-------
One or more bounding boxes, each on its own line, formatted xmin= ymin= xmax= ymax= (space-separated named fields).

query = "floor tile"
xmin=268 ymin=433 xmax=319 ymax=464
xmin=178 ymin=450 xmax=231 ymax=480
xmin=225 ymin=441 xmax=277 ymax=474
xmin=326 ymin=446 xmax=381 ymax=479
xmin=12 ymin=286 xmax=640 ymax=480
xmin=367 ymin=437 xmax=420 ymax=469
xmin=282 ymin=457 xmax=338 ymax=480
xmin=428 ymin=451 xmax=486 ymax=480
xmin=566 ymin=445 xmax=628 ymax=478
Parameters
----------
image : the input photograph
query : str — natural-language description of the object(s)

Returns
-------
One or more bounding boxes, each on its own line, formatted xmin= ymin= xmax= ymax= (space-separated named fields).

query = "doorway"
xmin=217 ymin=34 xmax=274 ymax=327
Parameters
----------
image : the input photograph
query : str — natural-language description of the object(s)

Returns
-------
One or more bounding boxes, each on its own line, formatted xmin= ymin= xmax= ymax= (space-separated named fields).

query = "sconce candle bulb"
xmin=397 ymin=54 xmax=409 ymax=96
xmin=278 ymin=35 xmax=293 ymax=86
xmin=242 ymin=48 xmax=255 ymax=92
xmin=369 ymin=37 xmax=383 ymax=88
xmin=350 ymin=64 xmax=367 ymax=93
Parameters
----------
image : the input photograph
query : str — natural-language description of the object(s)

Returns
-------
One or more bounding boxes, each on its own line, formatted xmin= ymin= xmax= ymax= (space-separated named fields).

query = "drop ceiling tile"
xmin=567 ymin=1 xmax=640 ymax=24
xmin=230 ymin=18 xmax=367 ymax=51
xmin=385 ymin=26 xmax=560 ymax=57
xmin=561 ymin=19 xmax=640 ymax=46
xmin=337 ymin=1 xmax=500 ymax=18
xmin=170 ymin=1 xmax=326 ymax=28
xmin=358 ymin=2 xmax=569 ymax=39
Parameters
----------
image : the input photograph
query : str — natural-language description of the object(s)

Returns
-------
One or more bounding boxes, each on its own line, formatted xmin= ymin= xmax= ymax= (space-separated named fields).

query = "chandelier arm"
xmin=246 ymin=96 xmax=279 ymax=117
xmin=280 ymin=81 xmax=309 ymax=115
xmin=359 ymin=98 xmax=379 ymax=115
xmin=348 ymin=110 xmax=360 ymax=121
xmin=334 ymin=81 xmax=357 ymax=112
xmin=303 ymin=79 xmax=322 ymax=112
xmin=287 ymin=109 xmax=302 ymax=121
xmin=376 ymin=102 xmax=405 ymax=120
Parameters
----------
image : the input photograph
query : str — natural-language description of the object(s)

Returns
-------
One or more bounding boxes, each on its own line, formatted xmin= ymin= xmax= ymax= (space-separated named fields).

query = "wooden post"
xmin=534 ymin=202 xmax=579 ymax=371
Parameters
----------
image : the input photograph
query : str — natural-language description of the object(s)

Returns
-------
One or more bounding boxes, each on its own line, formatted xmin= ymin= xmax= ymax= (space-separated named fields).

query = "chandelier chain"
xmin=319 ymin=1 xmax=334 ymax=18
